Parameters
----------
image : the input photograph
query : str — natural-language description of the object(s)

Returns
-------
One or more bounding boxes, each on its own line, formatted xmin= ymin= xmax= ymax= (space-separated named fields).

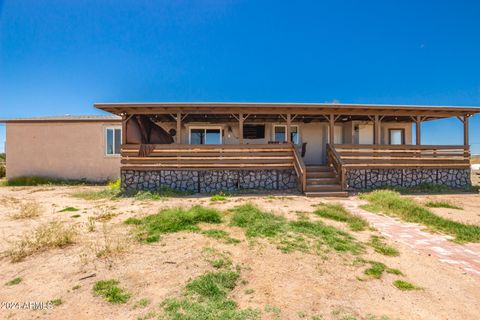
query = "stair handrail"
xmin=326 ymin=144 xmax=346 ymax=191
xmin=292 ymin=144 xmax=307 ymax=192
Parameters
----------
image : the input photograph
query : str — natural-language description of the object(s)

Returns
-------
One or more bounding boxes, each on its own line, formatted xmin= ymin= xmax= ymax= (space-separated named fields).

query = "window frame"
xmin=272 ymin=125 xmax=299 ymax=144
xmin=388 ymin=128 xmax=405 ymax=145
xmin=188 ymin=126 xmax=223 ymax=145
xmin=105 ymin=126 xmax=122 ymax=157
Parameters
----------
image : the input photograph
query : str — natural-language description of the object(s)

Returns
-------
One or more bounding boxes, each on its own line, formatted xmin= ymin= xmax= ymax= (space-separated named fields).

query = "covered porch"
xmin=95 ymin=102 xmax=478 ymax=196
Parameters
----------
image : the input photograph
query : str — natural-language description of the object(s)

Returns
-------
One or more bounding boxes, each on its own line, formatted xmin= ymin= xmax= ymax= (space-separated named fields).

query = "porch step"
xmin=306 ymin=177 xmax=339 ymax=185
xmin=304 ymin=164 xmax=345 ymax=197
xmin=305 ymin=184 xmax=343 ymax=192
xmin=306 ymin=171 xmax=336 ymax=178
xmin=305 ymin=165 xmax=331 ymax=172
xmin=305 ymin=191 xmax=349 ymax=198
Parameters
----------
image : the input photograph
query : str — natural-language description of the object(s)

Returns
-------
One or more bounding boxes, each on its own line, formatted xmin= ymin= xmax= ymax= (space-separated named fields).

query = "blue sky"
xmin=0 ymin=0 xmax=479 ymax=153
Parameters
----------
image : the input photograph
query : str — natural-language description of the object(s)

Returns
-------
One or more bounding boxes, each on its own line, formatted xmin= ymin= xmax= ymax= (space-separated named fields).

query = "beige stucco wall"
xmin=6 ymin=121 xmax=121 ymax=181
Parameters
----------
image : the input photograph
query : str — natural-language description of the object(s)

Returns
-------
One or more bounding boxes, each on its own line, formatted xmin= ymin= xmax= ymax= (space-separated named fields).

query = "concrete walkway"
xmin=343 ymin=199 xmax=480 ymax=278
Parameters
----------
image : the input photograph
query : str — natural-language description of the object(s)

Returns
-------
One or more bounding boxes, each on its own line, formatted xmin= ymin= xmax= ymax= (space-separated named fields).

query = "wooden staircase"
xmin=304 ymin=165 xmax=348 ymax=197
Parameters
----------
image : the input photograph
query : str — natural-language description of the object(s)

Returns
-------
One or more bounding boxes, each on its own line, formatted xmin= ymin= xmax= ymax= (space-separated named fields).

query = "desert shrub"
xmin=6 ymin=221 xmax=76 ymax=262
xmin=12 ymin=201 xmax=42 ymax=219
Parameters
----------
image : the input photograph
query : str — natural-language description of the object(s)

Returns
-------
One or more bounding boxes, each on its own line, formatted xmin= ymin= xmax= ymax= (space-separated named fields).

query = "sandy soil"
xmin=0 ymin=186 xmax=479 ymax=320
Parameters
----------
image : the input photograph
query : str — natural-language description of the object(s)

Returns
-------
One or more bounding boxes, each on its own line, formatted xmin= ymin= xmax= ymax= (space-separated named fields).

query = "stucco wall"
xmin=6 ymin=121 xmax=121 ymax=181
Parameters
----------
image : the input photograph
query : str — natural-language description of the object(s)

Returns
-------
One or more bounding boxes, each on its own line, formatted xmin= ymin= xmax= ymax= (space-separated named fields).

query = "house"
xmin=94 ymin=102 xmax=479 ymax=196
xmin=1 ymin=102 xmax=478 ymax=196
xmin=1 ymin=115 xmax=122 ymax=182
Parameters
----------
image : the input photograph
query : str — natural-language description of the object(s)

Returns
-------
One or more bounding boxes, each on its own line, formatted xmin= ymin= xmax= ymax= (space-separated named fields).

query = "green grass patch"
xmin=314 ymin=203 xmax=369 ymax=231
xmin=5 ymin=277 xmax=22 ymax=286
xmin=230 ymin=203 xmax=287 ymax=238
xmin=125 ymin=206 xmax=222 ymax=243
xmin=363 ymin=261 xmax=403 ymax=279
xmin=92 ymin=279 xmax=130 ymax=304
xmin=393 ymin=280 xmax=420 ymax=291
xmin=379 ymin=182 xmax=478 ymax=195
xmin=71 ymin=214 xmax=81 ymax=218
xmin=230 ymin=203 xmax=363 ymax=255
xmin=50 ymin=298 xmax=63 ymax=306
xmin=369 ymin=235 xmax=400 ymax=257
xmin=73 ymin=184 xmax=191 ymax=201
xmin=201 ymin=229 xmax=241 ymax=244
xmin=161 ymin=270 xmax=259 ymax=320
xmin=1 ymin=176 xmax=90 ymax=187
xmin=424 ymin=201 xmax=462 ymax=210
xmin=360 ymin=190 xmax=480 ymax=243
xmin=72 ymin=188 xmax=119 ymax=200
xmin=211 ymin=192 xmax=230 ymax=202
xmin=59 ymin=207 xmax=80 ymax=212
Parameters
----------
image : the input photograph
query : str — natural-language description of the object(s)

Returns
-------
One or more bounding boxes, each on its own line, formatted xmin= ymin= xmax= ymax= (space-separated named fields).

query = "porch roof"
xmin=95 ymin=102 xmax=480 ymax=120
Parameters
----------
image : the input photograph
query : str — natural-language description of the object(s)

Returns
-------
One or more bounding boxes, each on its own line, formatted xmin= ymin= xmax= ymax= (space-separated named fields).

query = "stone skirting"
xmin=121 ymin=169 xmax=297 ymax=193
xmin=346 ymin=168 xmax=471 ymax=191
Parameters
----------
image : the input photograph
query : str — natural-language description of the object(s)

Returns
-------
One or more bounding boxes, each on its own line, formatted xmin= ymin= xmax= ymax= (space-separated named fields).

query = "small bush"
xmin=314 ymin=203 xmax=369 ymax=231
xmin=107 ymin=178 xmax=121 ymax=190
xmin=93 ymin=279 xmax=130 ymax=304
xmin=393 ymin=280 xmax=420 ymax=291
xmin=12 ymin=201 xmax=41 ymax=219
xmin=5 ymin=277 xmax=22 ymax=286
xmin=6 ymin=222 xmax=76 ymax=262
xmin=424 ymin=201 xmax=462 ymax=210
xmin=211 ymin=192 xmax=230 ymax=202
xmin=126 ymin=206 xmax=222 ymax=242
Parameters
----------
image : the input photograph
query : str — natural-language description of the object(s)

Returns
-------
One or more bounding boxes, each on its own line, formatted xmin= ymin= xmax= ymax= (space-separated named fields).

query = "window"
xmin=389 ymin=128 xmax=405 ymax=145
xmin=243 ymin=124 xmax=265 ymax=139
xmin=189 ymin=127 xmax=222 ymax=144
xmin=273 ymin=125 xmax=299 ymax=144
xmin=106 ymin=127 xmax=122 ymax=155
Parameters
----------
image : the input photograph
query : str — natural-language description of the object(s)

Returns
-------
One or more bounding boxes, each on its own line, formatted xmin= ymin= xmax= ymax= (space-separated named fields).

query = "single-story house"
xmin=2 ymin=102 xmax=479 ymax=196
xmin=1 ymin=115 xmax=122 ymax=181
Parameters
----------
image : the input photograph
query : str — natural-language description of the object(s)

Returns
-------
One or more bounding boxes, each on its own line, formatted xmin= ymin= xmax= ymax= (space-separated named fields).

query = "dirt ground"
xmin=0 ymin=185 xmax=479 ymax=320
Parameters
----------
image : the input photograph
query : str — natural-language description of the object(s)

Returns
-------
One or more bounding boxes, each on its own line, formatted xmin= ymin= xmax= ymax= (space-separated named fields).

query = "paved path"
xmin=343 ymin=199 xmax=480 ymax=278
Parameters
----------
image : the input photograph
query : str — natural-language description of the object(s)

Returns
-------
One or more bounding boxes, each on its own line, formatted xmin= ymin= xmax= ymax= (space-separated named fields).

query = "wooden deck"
xmin=121 ymin=143 xmax=470 ymax=194
xmin=121 ymin=143 xmax=295 ymax=170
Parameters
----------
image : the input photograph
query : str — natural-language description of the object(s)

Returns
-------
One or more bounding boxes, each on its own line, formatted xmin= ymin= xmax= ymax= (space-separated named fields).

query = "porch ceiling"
xmin=95 ymin=102 xmax=480 ymax=119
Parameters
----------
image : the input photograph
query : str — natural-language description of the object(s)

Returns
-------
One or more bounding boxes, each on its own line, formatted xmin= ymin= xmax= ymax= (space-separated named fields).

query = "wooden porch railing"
xmin=120 ymin=143 xmax=295 ymax=170
xmin=292 ymin=146 xmax=307 ymax=192
xmin=326 ymin=144 xmax=347 ymax=190
xmin=326 ymin=144 xmax=471 ymax=191
xmin=333 ymin=144 xmax=470 ymax=168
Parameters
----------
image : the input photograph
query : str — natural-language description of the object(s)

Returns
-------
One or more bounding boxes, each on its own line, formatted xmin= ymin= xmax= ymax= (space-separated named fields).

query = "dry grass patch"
xmin=93 ymin=223 xmax=132 ymax=259
xmin=11 ymin=201 xmax=42 ymax=219
xmin=5 ymin=221 xmax=76 ymax=262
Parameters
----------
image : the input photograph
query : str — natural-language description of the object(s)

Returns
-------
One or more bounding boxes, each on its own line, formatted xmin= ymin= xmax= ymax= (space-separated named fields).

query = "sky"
xmin=0 ymin=0 xmax=479 ymax=153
